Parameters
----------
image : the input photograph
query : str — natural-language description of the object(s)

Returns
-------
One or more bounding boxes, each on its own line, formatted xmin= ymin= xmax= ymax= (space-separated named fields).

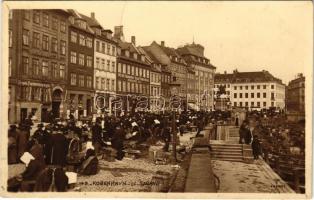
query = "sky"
xmin=9 ymin=1 xmax=313 ymax=84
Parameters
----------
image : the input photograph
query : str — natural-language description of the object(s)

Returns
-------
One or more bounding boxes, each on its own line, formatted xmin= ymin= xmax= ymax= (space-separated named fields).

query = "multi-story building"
xmin=140 ymin=47 xmax=162 ymax=112
xmin=145 ymin=41 xmax=188 ymax=109
xmin=66 ymin=10 xmax=94 ymax=119
xmin=84 ymin=12 xmax=118 ymax=113
xmin=9 ymin=9 xmax=70 ymax=123
xmin=177 ymin=43 xmax=216 ymax=111
xmin=114 ymin=27 xmax=151 ymax=112
xmin=214 ymin=70 xmax=286 ymax=110
xmin=286 ymin=73 xmax=305 ymax=120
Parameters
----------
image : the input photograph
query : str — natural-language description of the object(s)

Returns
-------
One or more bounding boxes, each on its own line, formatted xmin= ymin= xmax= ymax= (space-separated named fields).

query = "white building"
xmin=85 ymin=13 xmax=118 ymax=112
xmin=214 ymin=70 xmax=286 ymax=110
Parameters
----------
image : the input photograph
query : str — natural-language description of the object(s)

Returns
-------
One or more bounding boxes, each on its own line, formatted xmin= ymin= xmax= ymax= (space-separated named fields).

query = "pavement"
xmin=211 ymin=159 xmax=295 ymax=193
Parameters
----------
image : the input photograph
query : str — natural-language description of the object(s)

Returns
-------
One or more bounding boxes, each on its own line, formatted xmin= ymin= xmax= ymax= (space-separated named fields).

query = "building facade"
xmin=214 ymin=70 xmax=286 ymax=110
xmin=114 ymin=27 xmax=151 ymax=112
xmin=145 ymin=41 xmax=188 ymax=110
xmin=9 ymin=9 xmax=70 ymax=123
xmin=83 ymin=12 xmax=118 ymax=113
xmin=66 ymin=10 xmax=94 ymax=119
xmin=177 ymin=43 xmax=216 ymax=111
xmin=286 ymin=73 xmax=305 ymax=114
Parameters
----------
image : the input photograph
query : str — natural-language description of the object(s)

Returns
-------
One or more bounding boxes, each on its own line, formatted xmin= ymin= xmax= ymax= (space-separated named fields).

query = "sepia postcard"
xmin=0 ymin=1 xmax=312 ymax=199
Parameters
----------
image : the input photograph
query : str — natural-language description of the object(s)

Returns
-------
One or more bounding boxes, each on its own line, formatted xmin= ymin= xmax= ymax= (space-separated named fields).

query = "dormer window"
xmin=69 ymin=16 xmax=75 ymax=24
xmin=133 ymin=53 xmax=138 ymax=60
xmin=95 ymin=28 xmax=101 ymax=36
xmin=76 ymin=19 xmax=86 ymax=29
xmin=125 ymin=50 xmax=129 ymax=57
xmin=141 ymin=55 xmax=145 ymax=62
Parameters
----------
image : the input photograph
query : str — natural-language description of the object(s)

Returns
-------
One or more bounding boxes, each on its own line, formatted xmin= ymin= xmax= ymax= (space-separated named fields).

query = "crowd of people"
xmin=7 ymin=108 xmax=305 ymax=192
xmin=7 ymin=110 xmax=212 ymax=192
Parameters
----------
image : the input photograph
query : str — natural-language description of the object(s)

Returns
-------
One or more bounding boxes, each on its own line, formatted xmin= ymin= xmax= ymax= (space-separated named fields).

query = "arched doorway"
xmin=52 ymin=89 xmax=63 ymax=118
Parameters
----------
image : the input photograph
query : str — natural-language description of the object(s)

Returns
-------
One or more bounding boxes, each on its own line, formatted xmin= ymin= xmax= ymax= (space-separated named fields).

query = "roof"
xmin=215 ymin=70 xmax=283 ymax=84
xmin=67 ymin=10 xmax=94 ymax=34
xmin=79 ymin=13 xmax=102 ymax=28
xmin=142 ymin=47 xmax=162 ymax=64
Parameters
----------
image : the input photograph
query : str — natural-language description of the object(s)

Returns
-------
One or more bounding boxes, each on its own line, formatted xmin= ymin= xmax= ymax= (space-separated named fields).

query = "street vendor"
xmin=79 ymin=142 xmax=99 ymax=175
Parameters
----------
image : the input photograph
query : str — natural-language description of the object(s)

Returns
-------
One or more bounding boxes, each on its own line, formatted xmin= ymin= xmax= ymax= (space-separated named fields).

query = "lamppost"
xmin=169 ymin=81 xmax=181 ymax=163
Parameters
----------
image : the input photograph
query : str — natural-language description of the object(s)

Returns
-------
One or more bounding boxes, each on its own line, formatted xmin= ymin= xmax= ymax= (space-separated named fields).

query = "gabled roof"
xmin=79 ymin=13 xmax=102 ymax=28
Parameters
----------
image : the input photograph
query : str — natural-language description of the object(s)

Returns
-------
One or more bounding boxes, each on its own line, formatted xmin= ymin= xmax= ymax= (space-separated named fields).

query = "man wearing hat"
xmin=17 ymin=123 xmax=30 ymax=159
xmin=91 ymin=117 xmax=105 ymax=155
xmin=50 ymin=124 xmax=68 ymax=166
xmin=32 ymin=123 xmax=46 ymax=146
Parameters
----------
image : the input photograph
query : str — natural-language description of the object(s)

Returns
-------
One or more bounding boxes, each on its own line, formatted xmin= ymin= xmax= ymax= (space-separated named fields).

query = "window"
xmin=42 ymin=35 xmax=49 ymax=51
xmin=271 ymin=85 xmax=274 ymax=89
xmin=234 ymin=102 xmax=237 ymax=107
xmin=33 ymin=32 xmax=40 ymax=48
xmin=22 ymin=57 xmax=29 ymax=75
xmin=271 ymin=92 xmax=275 ymax=100
xmin=52 ymin=18 xmax=58 ymax=30
xmin=24 ymin=10 xmax=30 ymax=21
xmin=86 ymin=76 xmax=92 ymax=88
xmin=60 ymin=21 xmax=66 ymax=32
xmin=33 ymin=11 xmax=40 ymax=24
xmin=107 ymin=44 xmax=110 ymax=55
xmin=96 ymin=41 xmax=100 ymax=52
xmin=263 ymin=85 xmax=266 ymax=89
xmin=79 ymin=54 xmax=85 ymax=66
xmin=131 ymin=66 xmax=134 ymax=75
xmin=95 ymin=58 xmax=100 ymax=69
xmin=245 ymin=86 xmax=248 ymax=90
xmin=139 ymin=68 xmax=142 ymax=77
xmin=51 ymin=38 xmax=58 ymax=53
xmin=101 ymin=78 xmax=105 ymax=90
xmin=71 ymin=31 xmax=77 ymax=43
xmin=112 ymin=46 xmax=116 ymax=56
xmin=52 ymin=62 xmax=58 ymax=78
xmin=70 ymin=52 xmax=77 ymax=64
xmin=251 ymin=93 xmax=254 ymax=98
xmin=107 ymin=60 xmax=110 ymax=71
xmin=245 ymin=102 xmax=248 ymax=107
xmin=239 ymin=93 xmax=243 ymax=98
xmin=101 ymin=59 xmax=105 ymax=70
xmin=106 ymin=79 xmax=110 ymax=91
xmin=95 ymin=77 xmax=100 ymax=89
xmin=60 ymin=64 xmax=65 ymax=79
xmin=240 ymin=86 xmax=242 ymax=90
xmin=101 ymin=43 xmax=105 ymax=53
xmin=9 ymin=30 xmax=12 ymax=47
xmin=257 ymin=102 xmax=260 ymax=107
xmin=245 ymin=93 xmax=248 ymax=98
xmin=135 ymin=67 xmax=138 ymax=76
xmin=32 ymin=59 xmax=40 ymax=76
xmin=122 ymin=81 xmax=126 ymax=92
xmin=70 ymin=73 xmax=77 ymax=85
xmin=42 ymin=61 xmax=49 ymax=76
xmin=43 ymin=13 xmax=49 ymax=27
xmin=257 ymin=92 xmax=260 ymax=98
xmin=251 ymin=102 xmax=254 ymax=107
xmin=22 ymin=29 xmax=29 ymax=46
xmin=112 ymin=62 xmax=115 ymax=72
xmin=86 ymin=56 xmax=92 ymax=67
xmin=234 ymin=93 xmax=237 ymax=98
xmin=79 ymin=75 xmax=84 ymax=87
xmin=79 ymin=35 xmax=85 ymax=46
xmin=251 ymin=85 xmax=254 ymax=89
xmin=257 ymin=85 xmax=260 ymax=89
xmin=234 ymin=86 xmax=237 ymax=90
xmin=60 ymin=40 xmax=66 ymax=55
xmin=263 ymin=92 xmax=266 ymax=98
xmin=239 ymin=102 xmax=243 ymax=107
xmin=86 ymin=37 xmax=92 ymax=48
xmin=271 ymin=102 xmax=274 ymax=107
xmin=263 ymin=102 xmax=266 ymax=107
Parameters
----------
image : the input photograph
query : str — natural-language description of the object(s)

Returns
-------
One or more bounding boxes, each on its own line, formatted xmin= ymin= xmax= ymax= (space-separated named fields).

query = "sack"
xmin=80 ymin=156 xmax=98 ymax=175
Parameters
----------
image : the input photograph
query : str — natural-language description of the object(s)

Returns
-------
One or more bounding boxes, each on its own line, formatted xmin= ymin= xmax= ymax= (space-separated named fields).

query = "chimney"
xmin=224 ymin=71 xmax=227 ymax=74
xmin=161 ymin=41 xmax=165 ymax=47
xmin=131 ymin=36 xmax=136 ymax=45
xmin=91 ymin=12 xmax=95 ymax=19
